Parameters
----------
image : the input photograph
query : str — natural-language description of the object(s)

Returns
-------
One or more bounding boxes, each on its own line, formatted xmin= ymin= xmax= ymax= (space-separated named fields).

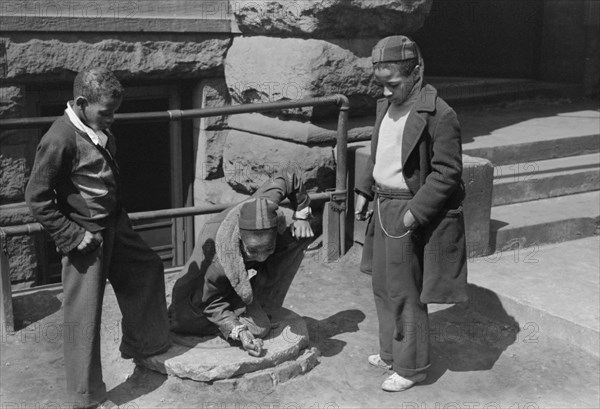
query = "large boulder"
xmin=1 ymin=36 xmax=231 ymax=82
xmin=222 ymin=130 xmax=336 ymax=194
xmin=231 ymin=0 xmax=432 ymax=37
xmin=225 ymin=36 xmax=379 ymax=119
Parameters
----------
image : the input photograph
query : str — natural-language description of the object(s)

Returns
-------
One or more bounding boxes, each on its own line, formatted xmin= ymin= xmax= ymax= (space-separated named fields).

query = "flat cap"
xmin=372 ymin=35 xmax=418 ymax=64
xmin=239 ymin=198 xmax=278 ymax=230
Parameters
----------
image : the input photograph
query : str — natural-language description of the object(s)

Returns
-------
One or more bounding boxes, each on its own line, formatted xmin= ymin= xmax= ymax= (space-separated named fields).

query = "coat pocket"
xmin=420 ymin=207 xmax=468 ymax=304
xmin=377 ymin=197 xmax=412 ymax=238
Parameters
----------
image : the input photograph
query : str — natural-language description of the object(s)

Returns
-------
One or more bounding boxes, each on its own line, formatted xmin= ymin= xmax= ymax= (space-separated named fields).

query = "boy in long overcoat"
xmin=355 ymin=35 xmax=468 ymax=392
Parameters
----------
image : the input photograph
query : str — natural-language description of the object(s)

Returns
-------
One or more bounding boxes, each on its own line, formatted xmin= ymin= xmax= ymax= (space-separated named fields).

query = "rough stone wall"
xmin=0 ymin=85 xmax=39 ymax=285
xmin=1 ymin=0 xmax=432 ymax=286
xmin=191 ymin=0 xmax=432 ymax=236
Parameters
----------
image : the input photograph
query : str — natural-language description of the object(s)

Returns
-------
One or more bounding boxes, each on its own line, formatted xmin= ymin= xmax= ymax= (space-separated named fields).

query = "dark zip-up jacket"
xmin=25 ymin=113 xmax=120 ymax=253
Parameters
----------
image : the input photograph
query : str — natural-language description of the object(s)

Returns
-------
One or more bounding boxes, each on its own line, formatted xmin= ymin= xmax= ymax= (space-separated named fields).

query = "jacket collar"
xmin=376 ymin=83 xmax=437 ymax=115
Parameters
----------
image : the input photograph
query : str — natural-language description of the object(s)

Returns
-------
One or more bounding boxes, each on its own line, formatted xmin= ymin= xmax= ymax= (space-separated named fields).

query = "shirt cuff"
xmin=230 ymin=324 xmax=248 ymax=340
xmin=293 ymin=206 xmax=312 ymax=220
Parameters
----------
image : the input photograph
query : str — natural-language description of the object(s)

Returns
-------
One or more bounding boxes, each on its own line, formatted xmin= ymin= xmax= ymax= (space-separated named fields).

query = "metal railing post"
xmin=0 ymin=229 xmax=14 ymax=333
xmin=0 ymin=95 xmax=351 ymax=327
xmin=322 ymin=95 xmax=350 ymax=262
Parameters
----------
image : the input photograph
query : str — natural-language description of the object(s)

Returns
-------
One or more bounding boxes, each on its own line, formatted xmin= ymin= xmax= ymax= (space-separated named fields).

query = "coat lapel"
xmin=401 ymin=84 xmax=437 ymax=167
xmin=401 ymin=110 xmax=427 ymax=168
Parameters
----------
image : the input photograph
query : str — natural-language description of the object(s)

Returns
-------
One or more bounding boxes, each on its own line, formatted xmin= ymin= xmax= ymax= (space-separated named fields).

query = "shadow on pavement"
xmin=425 ymin=284 xmax=520 ymax=384
xmin=108 ymin=365 xmax=167 ymax=405
xmin=303 ymin=309 xmax=366 ymax=357
xmin=12 ymin=289 xmax=62 ymax=331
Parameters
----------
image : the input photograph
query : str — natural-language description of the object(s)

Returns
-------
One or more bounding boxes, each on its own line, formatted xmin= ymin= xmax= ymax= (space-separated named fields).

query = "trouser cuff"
xmin=393 ymin=362 xmax=431 ymax=377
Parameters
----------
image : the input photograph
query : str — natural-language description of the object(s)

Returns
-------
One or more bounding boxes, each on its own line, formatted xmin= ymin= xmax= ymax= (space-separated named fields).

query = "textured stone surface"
xmin=462 ymin=155 xmax=494 ymax=257
xmin=231 ymin=0 xmax=432 ymax=37
xmin=0 ymin=203 xmax=39 ymax=284
xmin=222 ymin=130 xmax=336 ymax=194
xmin=0 ymin=86 xmax=23 ymax=118
xmin=1 ymin=85 xmax=36 ymax=205
xmin=193 ymin=178 xmax=248 ymax=206
xmin=138 ymin=309 xmax=310 ymax=382
xmin=0 ymin=155 xmax=28 ymax=204
xmin=225 ymin=36 xmax=378 ymax=119
xmin=2 ymin=36 xmax=230 ymax=81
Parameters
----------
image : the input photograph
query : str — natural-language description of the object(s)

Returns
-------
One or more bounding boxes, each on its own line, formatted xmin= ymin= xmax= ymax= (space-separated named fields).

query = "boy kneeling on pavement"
xmin=169 ymin=169 xmax=314 ymax=356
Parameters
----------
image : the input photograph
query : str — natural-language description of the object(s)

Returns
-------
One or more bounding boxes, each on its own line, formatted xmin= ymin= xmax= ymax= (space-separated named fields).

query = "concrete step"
xmin=490 ymin=190 xmax=600 ymax=252
xmin=493 ymin=153 xmax=600 ymax=206
xmin=461 ymin=108 xmax=599 ymax=166
xmin=466 ymin=236 xmax=600 ymax=358
xmin=429 ymin=77 xmax=583 ymax=106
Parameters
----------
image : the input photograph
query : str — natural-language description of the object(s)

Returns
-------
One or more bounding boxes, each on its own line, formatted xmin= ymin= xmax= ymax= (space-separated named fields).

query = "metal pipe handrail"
xmin=0 ymin=95 xmax=350 ymax=129
xmin=0 ymin=191 xmax=341 ymax=237
xmin=0 ymin=94 xmax=350 ymax=331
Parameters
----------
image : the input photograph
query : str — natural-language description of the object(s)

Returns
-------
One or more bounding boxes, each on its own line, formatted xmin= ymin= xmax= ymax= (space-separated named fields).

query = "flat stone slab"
xmin=138 ymin=309 xmax=310 ymax=382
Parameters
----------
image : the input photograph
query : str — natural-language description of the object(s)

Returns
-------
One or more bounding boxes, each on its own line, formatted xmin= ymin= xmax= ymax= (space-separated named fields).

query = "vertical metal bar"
xmin=169 ymin=87 xmax=185 ymax=266
xmin=336 ymin=98 xmax=350 ymax=256
xmin=0 ymin=230 xmax=14 ymax=333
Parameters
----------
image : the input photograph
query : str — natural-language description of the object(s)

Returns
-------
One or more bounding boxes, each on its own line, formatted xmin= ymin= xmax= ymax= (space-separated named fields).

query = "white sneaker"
xmin=381 ymin=372 xmax=427 ymax=392
xmin=367 ymin=354 xmax=392 ymax=370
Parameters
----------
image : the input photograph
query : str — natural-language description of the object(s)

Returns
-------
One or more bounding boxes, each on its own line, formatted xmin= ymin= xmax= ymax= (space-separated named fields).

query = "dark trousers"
xmin=61 ymin=210 xmax=170 ymax=407
xmin=371 ymin=195 xmax=430 ymax=377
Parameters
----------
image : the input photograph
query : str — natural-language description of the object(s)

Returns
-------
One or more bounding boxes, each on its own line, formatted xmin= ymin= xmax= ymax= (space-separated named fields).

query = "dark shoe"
xmin=121 ymin=340 xmax=171 ymax=360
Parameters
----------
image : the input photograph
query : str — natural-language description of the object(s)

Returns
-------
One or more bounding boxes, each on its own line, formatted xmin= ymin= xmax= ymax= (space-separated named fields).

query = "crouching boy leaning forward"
xmin=169 ymin=169 xmax=314 ymax=356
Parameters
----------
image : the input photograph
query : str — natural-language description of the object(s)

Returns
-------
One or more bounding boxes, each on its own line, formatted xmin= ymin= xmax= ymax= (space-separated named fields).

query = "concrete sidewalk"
xmin=467 ymin=236 xmax=600 ymax=357
xmin=2 ymin=239 xmax=599 ymax=408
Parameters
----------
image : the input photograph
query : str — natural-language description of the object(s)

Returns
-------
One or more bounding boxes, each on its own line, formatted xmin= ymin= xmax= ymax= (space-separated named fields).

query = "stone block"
xmin=137 ymin=308 xmax=309 ymax=382
xmin=225 ymin=36 xmax=378 ymax=119
xmin=351 ymin=146 xmax=494 ymax=257
xmin=0 ymin=86 xmax=23 ymax=118
xmin=193 ymin=78 xmax=230 ymax=131
xmin=1 ymin=85 xmax=37 ymax=205
xmin=222 ymin=129 xmax=336 ymax=194
xmin=2 ymin=36 xmax=230 ymax=82
xmin=0 ymin=154 xmax=28 ymax=204
xmin=296 ymin=347 xmax=320 ymax=373
xmin=236 ymin=370 xmax=275 ymax=393
xmin=231 ymin=0 xmax=432 ymax=38
xmin=195 ymin=128 xmax=229 ymax=181
xmin=0 ymin=203 xmax=39 ymax=284
xmin=273 ymin=360 xmax=302 ymax=384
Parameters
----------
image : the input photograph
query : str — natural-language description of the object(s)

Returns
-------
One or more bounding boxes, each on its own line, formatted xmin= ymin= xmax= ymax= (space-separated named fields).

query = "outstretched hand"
xmin=240 ymin=330 xmax=264 ymax=357
xmin=291 ymin=220 xmax=314 ymax=239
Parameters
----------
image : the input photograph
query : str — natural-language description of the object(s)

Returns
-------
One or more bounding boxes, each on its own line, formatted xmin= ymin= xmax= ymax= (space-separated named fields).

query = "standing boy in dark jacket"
xmin=25 ymin=67 xmax=170 ymax=408
xmin=355 ymin=36 xmax=468 ymax=392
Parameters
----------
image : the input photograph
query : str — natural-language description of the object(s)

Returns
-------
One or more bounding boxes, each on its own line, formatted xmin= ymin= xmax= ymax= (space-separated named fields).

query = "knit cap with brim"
xmin=371 ymin=35 xmax=419 ymax=64
xmin=238 ymin=197 xmax=278 ymax=231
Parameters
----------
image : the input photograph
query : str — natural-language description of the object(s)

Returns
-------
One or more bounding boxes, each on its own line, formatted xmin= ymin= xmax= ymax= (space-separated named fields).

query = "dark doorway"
xmin=413 ymin=0 xmax=544 ymax=79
